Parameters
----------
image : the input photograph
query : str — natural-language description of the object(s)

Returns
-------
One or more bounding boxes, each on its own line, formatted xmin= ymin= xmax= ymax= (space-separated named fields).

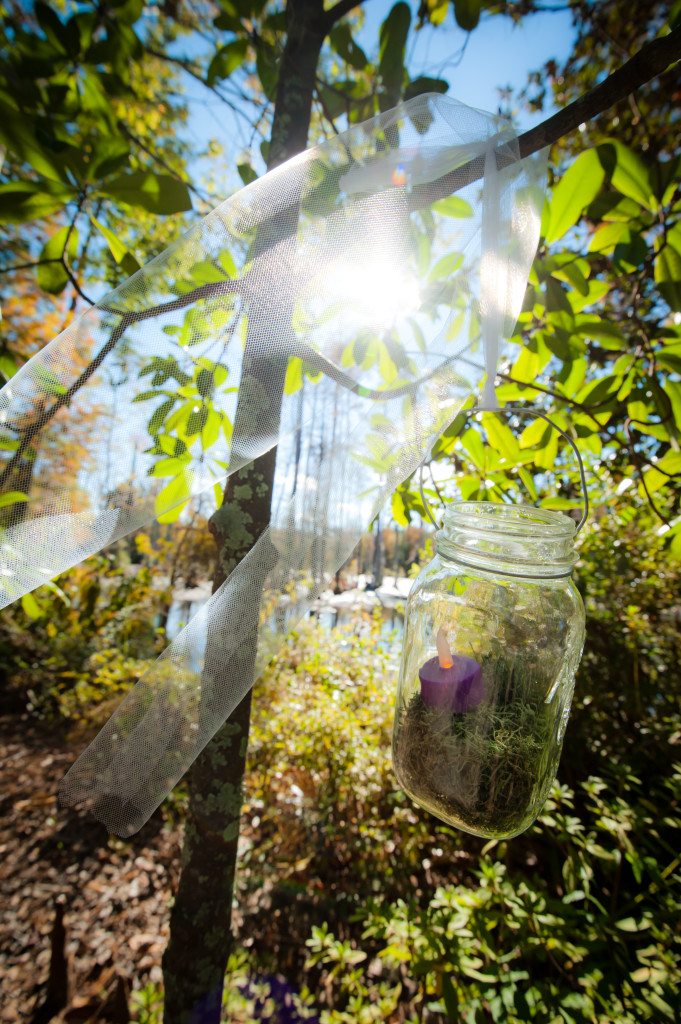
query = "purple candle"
xmin=418 ymin=629 xmax=484 ymax=713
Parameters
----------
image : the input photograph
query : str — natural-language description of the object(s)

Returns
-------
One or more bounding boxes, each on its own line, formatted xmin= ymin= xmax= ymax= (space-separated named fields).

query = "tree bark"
xmin=162 ymin=4 xmax=327 ymax=1022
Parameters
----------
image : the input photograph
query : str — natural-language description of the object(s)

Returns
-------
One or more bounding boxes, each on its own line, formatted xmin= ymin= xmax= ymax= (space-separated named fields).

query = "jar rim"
xmin=442 ymin=501 xmax=577 ymax=539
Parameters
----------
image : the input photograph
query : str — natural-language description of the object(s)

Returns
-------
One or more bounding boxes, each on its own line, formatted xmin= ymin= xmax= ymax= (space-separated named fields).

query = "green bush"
xmin=0 ymin=539 xmax=169 ymax=719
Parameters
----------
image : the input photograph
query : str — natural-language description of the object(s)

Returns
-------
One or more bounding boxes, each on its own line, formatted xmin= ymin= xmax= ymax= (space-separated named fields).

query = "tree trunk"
xmin=162 ymin=4 xmax=326 ymax=1022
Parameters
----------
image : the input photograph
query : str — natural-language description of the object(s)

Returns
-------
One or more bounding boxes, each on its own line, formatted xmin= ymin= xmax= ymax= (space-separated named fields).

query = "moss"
xmin=394 ymin=656 xmax=557 ymax=839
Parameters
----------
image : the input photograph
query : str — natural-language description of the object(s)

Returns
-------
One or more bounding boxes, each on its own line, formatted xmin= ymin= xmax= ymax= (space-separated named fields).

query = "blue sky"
xmin=357 ymin=2 xmax=575 ymax=125
xmin=181 ymin=2 xmax=576 ymax=199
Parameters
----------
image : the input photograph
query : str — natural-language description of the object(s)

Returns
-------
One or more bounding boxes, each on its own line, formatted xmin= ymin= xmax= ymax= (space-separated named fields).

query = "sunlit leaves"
xmin=597 ymin=140 xmax=657 ymax=211
xmin=155 ymin=469 xmax=193 ymax=523
xmin=545 ymin=149 xmax=605 ymax=244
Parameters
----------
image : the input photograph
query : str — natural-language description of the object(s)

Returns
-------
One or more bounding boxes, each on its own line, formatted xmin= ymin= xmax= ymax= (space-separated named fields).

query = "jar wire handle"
xmin=418 ymin=403 xmax=589 ymax=533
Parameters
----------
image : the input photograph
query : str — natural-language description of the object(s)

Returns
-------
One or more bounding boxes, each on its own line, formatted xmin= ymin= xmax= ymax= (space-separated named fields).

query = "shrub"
xmin=0 ymin=539 xmax=170 ymax=718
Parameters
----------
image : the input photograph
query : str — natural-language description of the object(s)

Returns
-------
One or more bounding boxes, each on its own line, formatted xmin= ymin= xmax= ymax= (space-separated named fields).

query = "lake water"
xmin=166 ymin=596 xmax=405 ymax=646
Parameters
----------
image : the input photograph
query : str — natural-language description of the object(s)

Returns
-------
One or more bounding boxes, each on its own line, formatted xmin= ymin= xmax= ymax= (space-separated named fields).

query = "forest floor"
xmin=0 ymin=714 xmax=182 ymax=1023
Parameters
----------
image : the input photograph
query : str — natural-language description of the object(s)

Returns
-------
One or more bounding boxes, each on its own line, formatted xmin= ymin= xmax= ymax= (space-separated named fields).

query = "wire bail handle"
xmin=419 ymin=402 xmax=590 ymax=533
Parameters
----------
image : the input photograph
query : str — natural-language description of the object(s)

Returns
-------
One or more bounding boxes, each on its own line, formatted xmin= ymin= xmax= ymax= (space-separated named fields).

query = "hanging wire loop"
xmin=418 ymin=403 xmax=589 ymax=533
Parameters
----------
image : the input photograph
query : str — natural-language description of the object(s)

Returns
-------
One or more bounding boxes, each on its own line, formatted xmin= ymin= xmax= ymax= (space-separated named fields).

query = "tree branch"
xmin=413 ymin=25 xmax=681 ymax=208
xmin=0 ymin=319 xmax=127 ymax=491
xmin=323 ymin=0 xmax=364 ymax=32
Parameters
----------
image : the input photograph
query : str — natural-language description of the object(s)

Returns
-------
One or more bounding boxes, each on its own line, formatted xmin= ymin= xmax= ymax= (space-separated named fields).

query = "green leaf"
xmin=37 ymin=225 xmax=78 ymax=294
xmin=34 ymin=362 xmax=67 ymax=396
xmin=518 ymin=466 xmax=538 ymax=501
xmin=0 ymin=98 xmax=70 ymax=182
xmin=155 ymin=470 xmax=193 ymax=518
xmin=567 ymin=278 xmax=609 ymax=314
xmin=100 ymin=171 xmax=192 ymax=214
xmin=430 ymin=252 xmax=463 ymax=280
xmin=148 ymin=397 xmax=176 ymax=435
xmin=664 ymin=380 xmax=681 ymax=429
xmin=654 ymin=243 xmax=681 ymax=312
xmin=574 ymin=316 xmax=625 ymax=350
xmin=0 ymin=354 xmax=17 ymax=381
xmin=512 ymin=334 xmax=551 ymax=380
xmin=519 ymin=418 xmax=550 ymax=450
xmin=90 ymin=215 xmax=140 ymax=271
xmin=588 ymin=221 xmax=629 ymax=254
xmin=21 ymin=592 xmax=43 ymax=620
xmin=453 ymin=0 xmax=482 ymax=30
xmin=35 ymin=1 xmax=80 ymax=56
xmin=545 ymin=277 xmax=572 ymax=314
xmin=459 ymin=426 xmax=486 ymax=469
xmin=616 ymin=916 xmax=652 ymax=932
xmin=576 ymin=374 xmax=620 ymax=406
xmin=0 ymin=180 xmax=73 ymax=223
xmin=0 ymin=490 xmax=29 ymax=509
xmin=329 ymin=24 xmax=368 ymax=70
xmin=545 ymin=149 xmax=605 ymax=244
xmin=237 ymin=162 xmax=257 ymax=186
xmin=404 ymin=76 xmax=448 ymax=101
xmin=597 ymin=140 xmax=656 ymax=211
xmin=284 ymin=357 xmax=304 ymax=395
xmin=207 ymin=39 xmax=249 ymax=85
xmin=442 ymin=973 xmax=459 ymax=1018
xmin=255 ymin=41 xmax=278 ymax=102
xmin=553 ymin=261 xmax=589 ymax=296
xmin=150 ymin=457 xmax=189 ymax=478
xmin=482 ymin=415 xmax=520 ymax=463
xmin=391 ymin=489 xmax=409 ymax=527
xmin=431 ymin=196 xmax=473 ymax=218
xmin=379 ymin=3 xmax=411 ymax=99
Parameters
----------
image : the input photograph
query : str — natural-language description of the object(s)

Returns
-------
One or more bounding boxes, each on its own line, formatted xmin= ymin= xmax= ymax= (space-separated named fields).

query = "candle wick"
xmin=436 ymin=628 xmax=454 ymax=670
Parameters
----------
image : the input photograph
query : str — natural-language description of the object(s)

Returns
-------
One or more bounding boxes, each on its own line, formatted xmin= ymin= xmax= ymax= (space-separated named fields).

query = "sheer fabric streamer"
xmin=0 ymin=95 xmax=546 ymax=835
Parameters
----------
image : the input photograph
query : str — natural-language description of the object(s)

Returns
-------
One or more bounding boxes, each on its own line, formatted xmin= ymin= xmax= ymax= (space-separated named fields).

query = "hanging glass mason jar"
xmin=393 ymin=501 xmax=585 ymax=839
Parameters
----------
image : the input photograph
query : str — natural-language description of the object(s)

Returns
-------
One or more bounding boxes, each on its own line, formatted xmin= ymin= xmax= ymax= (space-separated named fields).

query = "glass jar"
xmin=393 ymin=501 xmax=585 ymax=839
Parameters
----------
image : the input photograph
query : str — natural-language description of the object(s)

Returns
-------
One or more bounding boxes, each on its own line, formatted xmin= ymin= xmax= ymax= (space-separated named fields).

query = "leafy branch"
xmin=1 ymin=26 xmax=679 ymax=502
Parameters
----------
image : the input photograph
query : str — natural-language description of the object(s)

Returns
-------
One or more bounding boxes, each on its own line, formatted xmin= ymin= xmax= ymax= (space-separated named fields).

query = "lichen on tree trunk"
xmin=162 ymin=4 xmax=327 ymax=1021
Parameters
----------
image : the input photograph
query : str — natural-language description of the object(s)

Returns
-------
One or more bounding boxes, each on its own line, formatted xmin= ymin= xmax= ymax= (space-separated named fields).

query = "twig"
xmin=624 ymin=418 xmax=671 ymax=526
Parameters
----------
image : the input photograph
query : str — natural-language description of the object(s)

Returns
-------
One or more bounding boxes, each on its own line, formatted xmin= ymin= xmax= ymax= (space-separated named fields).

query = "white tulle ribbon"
xmin=0 ymin=95 xmax=546 ymax=834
